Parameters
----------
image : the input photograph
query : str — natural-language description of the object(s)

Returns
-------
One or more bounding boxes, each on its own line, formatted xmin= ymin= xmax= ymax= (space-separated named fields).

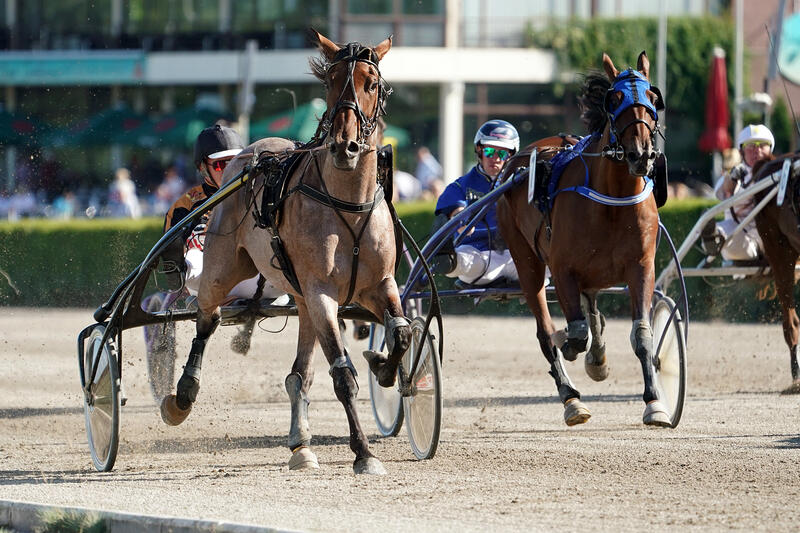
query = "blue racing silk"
xmin=435 ymin=165 xmax=498 ymax=252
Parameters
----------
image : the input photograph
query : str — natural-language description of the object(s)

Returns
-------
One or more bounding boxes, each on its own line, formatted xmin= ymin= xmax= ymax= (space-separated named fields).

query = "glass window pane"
xmin=403 ymin=0 xmax=443 ymax=15
xmin=347 ymin=0 xmax=392 ymax=15
xmin=343 ymin=22 xmax=393 ymax=45
xmin=401 ymin=22 xmax=443 ymax=46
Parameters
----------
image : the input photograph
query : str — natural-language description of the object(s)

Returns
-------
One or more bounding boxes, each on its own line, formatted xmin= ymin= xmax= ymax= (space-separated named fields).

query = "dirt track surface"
xmin=2 ymin=308 xmax=800 ymax=532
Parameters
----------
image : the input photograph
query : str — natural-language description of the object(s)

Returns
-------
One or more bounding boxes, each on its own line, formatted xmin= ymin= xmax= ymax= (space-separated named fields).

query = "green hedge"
xmin=0 ymin=199 xmax=787 ymax=322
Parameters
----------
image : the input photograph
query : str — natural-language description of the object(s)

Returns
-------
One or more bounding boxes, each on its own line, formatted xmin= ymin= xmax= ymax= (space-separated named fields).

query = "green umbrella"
xmin=250 ymin=98 xmax=327 ymax=143
xmin=43 ymin=105 xmax=145 ymax=147
xmin=382 ymin=123 xmax=410 ymax=148
xmin=0 ymin=110 xmax=51 ymax=146
xmin=115 ymin=106 xmax=233 ymax=148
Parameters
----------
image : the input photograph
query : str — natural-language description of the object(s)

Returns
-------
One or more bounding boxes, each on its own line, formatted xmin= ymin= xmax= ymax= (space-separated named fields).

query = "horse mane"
xmin=578 ymin=71 xmax=611 ymax=134
xmin=309 ymin=54 xmax=329 ymax=84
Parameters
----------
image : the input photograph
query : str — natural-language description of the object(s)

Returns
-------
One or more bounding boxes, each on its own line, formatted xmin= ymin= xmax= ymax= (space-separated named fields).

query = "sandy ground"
xmin=1 ymin=308 xmax=800 ymax=532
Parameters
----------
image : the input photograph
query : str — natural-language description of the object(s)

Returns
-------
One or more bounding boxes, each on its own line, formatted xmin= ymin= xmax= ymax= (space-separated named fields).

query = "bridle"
xmin=318 ymin=42 xmax=392 ymax=150
xmin=603 ymin=69 xmax=665 ymax=161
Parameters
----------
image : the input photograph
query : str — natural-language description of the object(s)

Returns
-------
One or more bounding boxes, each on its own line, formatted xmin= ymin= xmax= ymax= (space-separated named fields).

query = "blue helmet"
xmin=473 ymin=119 xmax=519 ymax=153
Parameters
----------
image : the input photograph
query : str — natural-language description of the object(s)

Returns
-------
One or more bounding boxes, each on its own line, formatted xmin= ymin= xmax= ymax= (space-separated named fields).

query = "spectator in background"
xmin=107 ymin=167 xmax=141 ymax=218
xmin=153 ymin=164 xmax=187 ymax=215
xmin=415 ymin=146 xmax=445 ymax=200
xmin=392 ymin=168 xmax=421 ymax=202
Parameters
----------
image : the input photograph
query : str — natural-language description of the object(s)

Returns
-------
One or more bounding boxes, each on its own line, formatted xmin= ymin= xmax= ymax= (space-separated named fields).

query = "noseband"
xmin=319 ymin=42 xmax=392 ymax=149
xmin=603 ymin=69 xmax=665 ymax=160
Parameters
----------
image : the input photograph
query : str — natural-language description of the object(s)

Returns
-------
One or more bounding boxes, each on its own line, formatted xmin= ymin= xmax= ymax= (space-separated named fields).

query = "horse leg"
xmin=627 ymin=265 xmax=669 ymax=426
xmin=305 ymin=288 xmax=386 ymax=474
xmin=759 ymin=226 xmax=800 ymax=390
xmin=496 ymin=200 xmax=588 ymax=426
xmin=551 ymin=272 xmax=591 ymax=362
xmin=582 ymin=292 xmax=609 ymax=382
xmin=285 ymin=303 xmax=321 ymax=470
xmin=361 ymin=277 xmax=411 ymax=388
xmin=160 ymin=306 xmax=220 ymax=425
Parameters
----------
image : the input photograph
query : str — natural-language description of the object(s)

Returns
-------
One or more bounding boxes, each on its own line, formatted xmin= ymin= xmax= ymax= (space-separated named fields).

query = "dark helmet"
xmin=473 ymin=119 xmax=520 ymax=153
xmin=193 ymin=124 xmax=244 ymax=169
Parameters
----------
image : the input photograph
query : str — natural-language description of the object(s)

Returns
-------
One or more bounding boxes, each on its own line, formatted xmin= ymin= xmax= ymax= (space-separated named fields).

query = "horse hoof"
xmin=160 ymin=394 xmax=192 ymax=426
xmin=585 ymin=351 xmax=609 ymax=382
xmin=643 ymin=400 xmax=671 ymax=427
xmin=288 ymin=447 xmax=320 ymax=471
xmin=563 ymin=398 xmax=591 ymax=426
xmin=780 ymin=379 xmax=800 ymax=395
xmin=362 ymin=350 xmax=395 ymax=387
xmin=353 ymin=457 xmax=387 ymax=475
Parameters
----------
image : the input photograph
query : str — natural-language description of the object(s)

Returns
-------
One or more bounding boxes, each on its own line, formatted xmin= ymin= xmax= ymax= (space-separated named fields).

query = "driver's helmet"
xmin=473 ymin=119 xmax=520 ymax=153
xmin=736 ymin=124 xmax=774 ymax=151
xmin=193 ymin=124 xmax=244 ymax=170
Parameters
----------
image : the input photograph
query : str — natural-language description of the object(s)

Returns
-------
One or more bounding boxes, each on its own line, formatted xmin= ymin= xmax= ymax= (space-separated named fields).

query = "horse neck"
xmin=589 ymin=127 xmax=648 ymax=198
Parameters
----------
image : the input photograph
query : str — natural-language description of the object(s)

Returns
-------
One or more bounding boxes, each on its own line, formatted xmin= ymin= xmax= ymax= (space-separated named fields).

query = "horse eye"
xmin=368 ymin=81 xmax=379 ymax=92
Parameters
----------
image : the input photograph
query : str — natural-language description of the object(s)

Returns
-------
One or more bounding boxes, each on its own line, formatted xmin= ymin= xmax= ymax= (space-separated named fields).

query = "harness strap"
xmin=293 ymin=182 xmax=385 ymax=212
xmin=310 ymin=153 xmax=385 ymax=307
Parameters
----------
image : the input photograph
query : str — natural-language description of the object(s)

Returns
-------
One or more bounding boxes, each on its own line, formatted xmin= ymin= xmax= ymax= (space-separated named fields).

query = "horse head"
xmin=602 ymin=51 xmax=664 ymax=177
xmin=309 ymin=29 xmax=392 ymax=170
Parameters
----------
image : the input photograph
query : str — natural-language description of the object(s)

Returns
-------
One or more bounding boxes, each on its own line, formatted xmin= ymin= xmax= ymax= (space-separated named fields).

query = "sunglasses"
xmin=482 ymin=147 xmax=511 ymax=161
xmin=208 ymin=159 xmax=229 ymax=172
xmin=743 ymin=141 xmax=770 ymax=148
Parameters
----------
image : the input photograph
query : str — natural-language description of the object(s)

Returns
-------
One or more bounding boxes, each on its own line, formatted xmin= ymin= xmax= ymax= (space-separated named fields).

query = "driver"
xmin=702 ymin=124 xmax=774 ymax=263
xmin=433 ymin=119 xmax=522 ymax=287
xmin=161 ymin=124 xmax=287 ymax=354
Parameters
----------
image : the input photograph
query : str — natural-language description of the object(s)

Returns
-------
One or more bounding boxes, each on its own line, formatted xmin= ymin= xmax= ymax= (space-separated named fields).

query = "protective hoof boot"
xmin=288 ymin=447 xmax=320 ymax=471
xmin=643 ymin=400 xmax=671 ymax=427
xmin=160 ymin=394 xmax=192 ymax=426
xmin=585 ymin=349 xmax=609 ymax=382
xmin=563 ymin=398 xmax=591 ymax=426
xmin=353 ymin=456 xmax=387 ymax=475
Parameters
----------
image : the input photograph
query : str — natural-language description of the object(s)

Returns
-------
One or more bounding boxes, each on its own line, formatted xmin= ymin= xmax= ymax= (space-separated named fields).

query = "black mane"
xmin=578 ymin=71 xmax=611 ymax=134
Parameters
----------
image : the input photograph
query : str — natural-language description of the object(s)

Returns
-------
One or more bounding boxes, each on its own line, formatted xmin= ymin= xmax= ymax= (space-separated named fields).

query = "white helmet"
xmin=736 ymin=124 xmax=774 ymax=151
xmin=474 ymin=119 xmax=520 ymax=153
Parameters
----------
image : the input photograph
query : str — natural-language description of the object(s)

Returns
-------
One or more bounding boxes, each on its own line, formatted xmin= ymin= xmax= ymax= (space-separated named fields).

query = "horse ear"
xmin=307 ymin=27 xmax=339 ymax=62
xmin=374 ymin=35 xmax=392 ymax=61
xmin=602 ymin=53 xmax=619 ymax=81
xmin=637 ymin=51 xmax=650 ymax=79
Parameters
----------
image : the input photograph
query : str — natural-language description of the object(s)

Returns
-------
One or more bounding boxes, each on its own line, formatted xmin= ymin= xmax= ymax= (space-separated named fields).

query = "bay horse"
xmin=497 ymin=51 xmax=670 ymax=426
xmin=752 ymin=153 xmax=800 ymax=392
xmin=159 ymin=30 xmax=411 ymax=475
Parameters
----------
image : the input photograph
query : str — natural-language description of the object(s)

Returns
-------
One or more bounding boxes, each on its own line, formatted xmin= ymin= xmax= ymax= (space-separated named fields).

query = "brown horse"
xmin=753 ymin=154 xmax=800 ymax=391
xmin=497 ymin=51 xmax=670 ymax=426
xmin=159 ymin=30 xmax=411 ymax=475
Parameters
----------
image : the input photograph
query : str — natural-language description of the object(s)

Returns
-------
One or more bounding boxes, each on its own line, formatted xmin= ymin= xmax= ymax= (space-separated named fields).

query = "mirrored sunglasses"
xmin=208 ymin=159 xmax=229 ymax=172
xmin=482 ymin=147 xmax=511 ymax=161
xmin=743 ymin=140 xmax=770 ymax=148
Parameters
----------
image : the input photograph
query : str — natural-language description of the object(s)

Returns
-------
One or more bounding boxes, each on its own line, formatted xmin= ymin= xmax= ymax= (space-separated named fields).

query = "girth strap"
xmin=294 ymin=182 xmax=385 ymax=213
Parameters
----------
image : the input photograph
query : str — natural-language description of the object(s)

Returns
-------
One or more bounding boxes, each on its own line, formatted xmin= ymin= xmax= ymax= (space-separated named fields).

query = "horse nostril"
xmin=329 ymin=143 xmax=337 ymax=154
xmin=627 ymin=151 xmax=639 ymax=163
xmin=648 ymin=151 xmax=657 ymax=160
xmin=346 ymin=140 xmax=360 ymax=155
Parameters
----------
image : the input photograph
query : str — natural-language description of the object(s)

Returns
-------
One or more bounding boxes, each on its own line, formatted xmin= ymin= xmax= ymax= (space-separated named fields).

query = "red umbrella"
xmin=699 ymin=47 xmax=732 ymax=152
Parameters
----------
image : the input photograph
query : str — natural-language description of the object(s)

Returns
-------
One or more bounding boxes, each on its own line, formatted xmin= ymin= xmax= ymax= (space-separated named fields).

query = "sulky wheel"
xmin=82 ymin=325 xmax=121 ymax=472
xmin=402 ymin=316 xmax=442 ymax=460
xmin=650 ymin=294 xmax=687 ymax=428
xmin=367 ymin=323 xmax=404 ymax=437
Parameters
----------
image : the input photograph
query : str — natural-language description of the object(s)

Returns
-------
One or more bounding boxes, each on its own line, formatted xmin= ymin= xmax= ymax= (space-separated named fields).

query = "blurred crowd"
xmin=0 ymin=145 xmax=446 ymax=221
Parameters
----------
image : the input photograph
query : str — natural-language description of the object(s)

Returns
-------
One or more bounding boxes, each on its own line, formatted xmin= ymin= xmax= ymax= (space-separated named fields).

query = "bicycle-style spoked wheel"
xmin=82 ymin=325 xmax=121 ymax=472
xmin=650 ymin=294 xmax=687 ymax=428
xmin=367 ymin=324 xmax=404 ymax=437
xmin=402 ymin=316 xmax=442 ymax=460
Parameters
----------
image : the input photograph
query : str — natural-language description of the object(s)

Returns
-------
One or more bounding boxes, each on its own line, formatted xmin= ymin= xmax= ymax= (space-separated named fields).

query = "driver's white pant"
xmin=184 ymin=247 xmax=285 ymax=301
xmin=445 ymin=245 xmax=519 ymax=285
xmin=716 ymin=219 xmax=762 ymax=261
